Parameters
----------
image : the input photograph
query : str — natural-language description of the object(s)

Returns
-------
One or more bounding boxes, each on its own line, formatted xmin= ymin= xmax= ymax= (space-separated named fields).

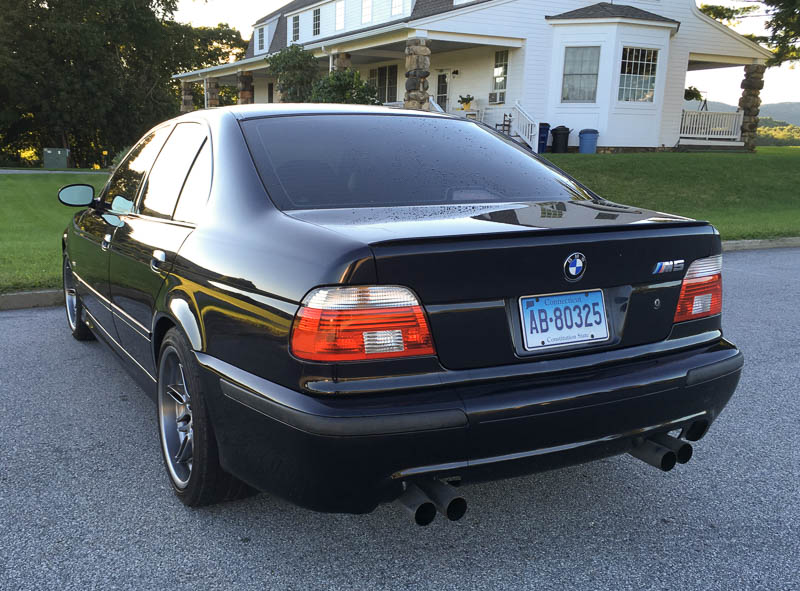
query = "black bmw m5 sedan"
xmin=58 ymin=105 xmax=742 ymax=525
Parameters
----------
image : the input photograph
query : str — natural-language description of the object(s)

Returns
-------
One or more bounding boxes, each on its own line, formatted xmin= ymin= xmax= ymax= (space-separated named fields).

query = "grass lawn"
xmin=545 ymin=146 xmax=800 ymax=241
xmin=0 ymin=147 xmax=798 ymax=294
xmin=0 ymin=173 xmax=108 ymax=293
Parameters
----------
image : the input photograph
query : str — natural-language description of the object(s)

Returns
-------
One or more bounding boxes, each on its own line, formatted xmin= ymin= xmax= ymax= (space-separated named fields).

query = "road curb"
xmin=722 ymin=237 xmax=800 ymax=252
xmin=0 ymin=289 xmax=62 ymax=311
xmin=0 ymin=238 xmax=797 ymax=311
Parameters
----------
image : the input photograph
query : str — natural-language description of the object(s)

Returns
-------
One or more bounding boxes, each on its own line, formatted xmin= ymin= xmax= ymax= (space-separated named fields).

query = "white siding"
xmin=254 ymin=18 xmax=278 ymax=56
xmin=254 ymin=78 xmax=282 ymax=103
xmin=288 ymin=0 xmax=412 ymax=45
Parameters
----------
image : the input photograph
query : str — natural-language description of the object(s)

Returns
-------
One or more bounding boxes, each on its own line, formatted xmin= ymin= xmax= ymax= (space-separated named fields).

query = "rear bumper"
xmin=196 ymin=339 xmax=743 ymax=514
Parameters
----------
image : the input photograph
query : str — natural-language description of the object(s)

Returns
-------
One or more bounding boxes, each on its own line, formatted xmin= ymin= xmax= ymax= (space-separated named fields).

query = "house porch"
xmin=680 ymin=54 xmax=767 ymax=150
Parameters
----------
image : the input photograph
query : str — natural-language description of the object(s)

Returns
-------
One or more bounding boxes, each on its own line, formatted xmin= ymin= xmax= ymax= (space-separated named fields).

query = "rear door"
xmin=70 ymin=128 xmax=169 ymax=336
xmin=109 ymin=122 xmax=210 ymax=377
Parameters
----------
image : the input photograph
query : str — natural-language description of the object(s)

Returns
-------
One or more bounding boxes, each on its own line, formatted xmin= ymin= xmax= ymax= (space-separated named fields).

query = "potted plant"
xmin=458 ymin=94 xmax=475 ymax=110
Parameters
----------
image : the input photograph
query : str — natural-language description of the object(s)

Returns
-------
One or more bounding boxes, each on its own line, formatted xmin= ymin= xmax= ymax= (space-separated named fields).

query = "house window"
xmin=258 ymin=27 xmax=265 ymax=51
xmin=313 ymin=8 xmax=320 ymax=35
xmin=391 ymin=0 xmax=402 ymax=16
xmin=336 ymin=1 xmax=345 ymax=30
xmin=491 ymin=50 xmax=508 ymax=103
xmin=369 ymin=65 xmax=398 ymax=103
xmin=362 ymin=0 xmax=372 ymax=23
xmin=618 ymin=47 xmax=658 ymax=102
xmin=292 ymin=15 xmax=299 ymax=42
xmin=561 ymin=46 xmax=600 ymax=103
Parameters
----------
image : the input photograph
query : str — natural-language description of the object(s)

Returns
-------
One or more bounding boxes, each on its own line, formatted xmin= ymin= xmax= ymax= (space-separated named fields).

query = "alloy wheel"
xmin=63 ymin=258 xmax=78 ymax=331
xmin=158 ymin=347 xmax=194 ymax=489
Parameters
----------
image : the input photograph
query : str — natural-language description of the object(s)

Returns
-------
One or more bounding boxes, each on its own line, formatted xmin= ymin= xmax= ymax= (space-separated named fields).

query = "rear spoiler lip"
xmin=367 ymin=220 xmax=716 ymax=250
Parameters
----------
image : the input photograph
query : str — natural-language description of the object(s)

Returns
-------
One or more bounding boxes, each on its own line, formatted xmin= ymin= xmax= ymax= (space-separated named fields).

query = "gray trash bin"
xmin=43 ymin=148 xmax=69 ymax=169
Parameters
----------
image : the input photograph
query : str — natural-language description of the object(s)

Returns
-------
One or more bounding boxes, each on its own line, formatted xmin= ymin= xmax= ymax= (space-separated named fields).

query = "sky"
xmin=174 ymin=0 xmax=799 ymax=106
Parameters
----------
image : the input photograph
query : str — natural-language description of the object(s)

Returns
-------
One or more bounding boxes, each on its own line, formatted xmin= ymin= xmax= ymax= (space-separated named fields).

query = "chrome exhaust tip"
xmin=398 ymin=483 xmax=437 ymax=526
xmin=629 ymin=439 xmax=677 ymax=472
xmin=651 ymin=432 xmax=693 ymax=464
xmin=417 ymin=479 xmax=467 ymax=522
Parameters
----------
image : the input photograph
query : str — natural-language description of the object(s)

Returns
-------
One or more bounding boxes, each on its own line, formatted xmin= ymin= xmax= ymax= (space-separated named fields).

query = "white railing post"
xmin=511 ymin=100 xmax=539 ymax=152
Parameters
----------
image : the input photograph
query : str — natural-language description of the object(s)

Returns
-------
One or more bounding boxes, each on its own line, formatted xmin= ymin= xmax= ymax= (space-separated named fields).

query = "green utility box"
xmin=43 ymin=148 xmax=69 ymax=169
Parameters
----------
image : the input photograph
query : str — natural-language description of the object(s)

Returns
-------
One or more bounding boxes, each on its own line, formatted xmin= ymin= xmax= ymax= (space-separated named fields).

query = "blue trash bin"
xmin=538 ymin=123 xmax=550 ymax=153
xmin=579 ymin=129 xmax=599 ymax=154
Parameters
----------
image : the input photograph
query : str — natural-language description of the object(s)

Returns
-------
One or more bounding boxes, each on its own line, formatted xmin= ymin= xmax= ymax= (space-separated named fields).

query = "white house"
xmin=174 ymin=0 xmax=772 ymax=151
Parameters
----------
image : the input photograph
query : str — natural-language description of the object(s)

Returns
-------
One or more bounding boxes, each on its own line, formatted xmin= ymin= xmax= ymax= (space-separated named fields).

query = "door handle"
xmin=150 ymin=249 xmax=167 ymax=273
xmin=101 ymin=233 xmax=112 ymax=251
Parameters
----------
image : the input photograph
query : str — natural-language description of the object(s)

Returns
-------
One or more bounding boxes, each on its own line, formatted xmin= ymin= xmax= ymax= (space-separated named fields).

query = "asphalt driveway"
xmin=1 ymin=248 xmax=797 ymax=590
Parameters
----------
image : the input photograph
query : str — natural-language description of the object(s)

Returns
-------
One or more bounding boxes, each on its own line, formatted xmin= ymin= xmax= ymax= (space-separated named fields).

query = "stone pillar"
xmin=180 ymin=80 xmax=194 ymax=113
xmin=738 ymin=64 xmax=766 ymax=151
xmin=333 ymin=53 xmax=352 ymax=70
xmin=404 ymin=38 xmax=431 ymax=111
xmin=237 ymin=71 xmax=254 ymax=105
xmin=205 ymin=77 xmax=219 ymax=108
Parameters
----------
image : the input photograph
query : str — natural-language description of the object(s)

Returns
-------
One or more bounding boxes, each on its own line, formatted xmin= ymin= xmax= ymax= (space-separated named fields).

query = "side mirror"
xmin=58 ymin=184 xmax=94 ymax=207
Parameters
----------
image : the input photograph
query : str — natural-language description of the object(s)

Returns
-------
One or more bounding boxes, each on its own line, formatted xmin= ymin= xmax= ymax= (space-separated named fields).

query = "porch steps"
xmin=677 ymin=144 xmax=751 ymax=153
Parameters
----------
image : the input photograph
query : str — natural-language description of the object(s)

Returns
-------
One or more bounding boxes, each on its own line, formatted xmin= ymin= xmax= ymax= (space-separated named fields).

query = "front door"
xmin=72 ymin=127 xmax=170 ymax=338
xmin=436 ymin=71 xmax=450 ymax=111
xmin=69 ymin=207 xmax=119 ymax=333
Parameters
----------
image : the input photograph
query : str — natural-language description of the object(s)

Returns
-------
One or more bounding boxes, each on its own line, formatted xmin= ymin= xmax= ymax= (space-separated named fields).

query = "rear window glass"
xmin=241 ymin=114 xmax=595 ymax=210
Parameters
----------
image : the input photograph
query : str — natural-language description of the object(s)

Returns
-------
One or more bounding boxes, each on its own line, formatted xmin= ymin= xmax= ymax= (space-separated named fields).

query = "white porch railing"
xmin=511 ymin=100 xmax=540 ymax=152
xmin=680 ymin=110 xmax=744 ymax=141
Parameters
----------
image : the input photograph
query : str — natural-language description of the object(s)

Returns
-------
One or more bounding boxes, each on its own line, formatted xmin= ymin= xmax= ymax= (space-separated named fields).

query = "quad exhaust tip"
xmin=398 ymin=480 xmax=467 ymax=525
xmin=629 ymin=433 xmax=694 ymax=471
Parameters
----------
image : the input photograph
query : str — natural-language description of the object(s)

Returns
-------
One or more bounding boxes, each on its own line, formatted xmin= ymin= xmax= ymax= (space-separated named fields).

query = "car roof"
xmin=182 ymin=103 xmax=454 ymax=122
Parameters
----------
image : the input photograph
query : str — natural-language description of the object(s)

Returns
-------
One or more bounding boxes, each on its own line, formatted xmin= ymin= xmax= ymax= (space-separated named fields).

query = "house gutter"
xmin=172 ymin=55 xmax=270 ymax=81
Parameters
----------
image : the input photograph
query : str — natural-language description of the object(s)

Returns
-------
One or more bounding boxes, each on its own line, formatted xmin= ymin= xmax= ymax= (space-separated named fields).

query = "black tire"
xmin=156 ymin=327 xmax=253 ymax=506
xmin=62 ymin=256 xmax=94 ymax=341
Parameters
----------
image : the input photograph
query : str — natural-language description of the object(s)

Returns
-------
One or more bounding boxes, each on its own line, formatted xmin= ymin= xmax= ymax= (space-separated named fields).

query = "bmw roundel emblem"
xmin=564 ymin=252 xmax=586 ymax=282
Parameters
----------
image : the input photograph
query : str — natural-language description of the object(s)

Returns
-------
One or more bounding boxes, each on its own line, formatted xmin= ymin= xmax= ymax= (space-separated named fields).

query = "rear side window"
xmin=241 ymin=114 xmax=595 ymax=210
xmin=140 ymin=123 xmax=206 ymax=219
xmin=173 ymin=140 xmax=212 ymax=224
xmin=102 ymin=126 xmax=171 ymax=211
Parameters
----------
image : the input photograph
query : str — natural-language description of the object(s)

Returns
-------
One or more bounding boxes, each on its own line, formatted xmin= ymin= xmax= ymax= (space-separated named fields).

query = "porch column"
xmin=738 ymin=64 xmax=766 ymax=151
xmin=404 ymin=38 xmax=431 ymax=111
xmin=238 ymin=71 xmax=254 ymax=105
xmin=205 ymin=77 xmax=219 ymax=108
xmin=333 ymin=53 xmax=352 ymax=70
xmin=180 ymin=80 xmax=194 ymax=113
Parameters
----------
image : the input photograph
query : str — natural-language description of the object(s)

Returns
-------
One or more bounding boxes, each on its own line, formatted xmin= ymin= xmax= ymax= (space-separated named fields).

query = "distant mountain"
xmin=683 ymin=100 xmax=800 ymax=126
xmin=761 ymin=103 xmax=800 ymax=126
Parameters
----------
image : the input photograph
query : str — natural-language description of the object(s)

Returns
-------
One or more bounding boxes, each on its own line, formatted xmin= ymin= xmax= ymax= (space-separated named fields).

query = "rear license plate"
xmin=519 ymin=289 xmax=609 ymax=352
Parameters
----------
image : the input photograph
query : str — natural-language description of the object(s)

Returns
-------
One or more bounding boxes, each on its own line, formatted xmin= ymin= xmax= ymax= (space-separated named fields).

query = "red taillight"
xmin=290 ymin=286 xmax=436 ymax=362
xmin=674 ymin=255 xmax=722 ymax=323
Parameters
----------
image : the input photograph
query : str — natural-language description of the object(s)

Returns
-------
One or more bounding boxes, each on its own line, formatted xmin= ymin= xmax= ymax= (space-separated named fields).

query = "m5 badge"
xmin=652 ymin=259 xmax=684 ymax=274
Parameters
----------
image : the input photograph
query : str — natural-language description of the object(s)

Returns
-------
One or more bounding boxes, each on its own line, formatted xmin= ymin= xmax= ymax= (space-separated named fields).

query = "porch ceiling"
xmin=688 ymin=52 xmax=766 ymax=70
xmin=345 ymin=39 xmax=485 ymax=65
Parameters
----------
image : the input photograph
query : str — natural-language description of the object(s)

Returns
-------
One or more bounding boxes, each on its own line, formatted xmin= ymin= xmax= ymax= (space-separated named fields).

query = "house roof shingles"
xmin=546 ymin=2 xmax=678 ymax=25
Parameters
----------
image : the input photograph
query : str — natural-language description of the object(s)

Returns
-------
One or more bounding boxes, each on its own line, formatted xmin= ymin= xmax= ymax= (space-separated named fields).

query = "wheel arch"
xmin=152 ymin=296 xmax=204 ymax=370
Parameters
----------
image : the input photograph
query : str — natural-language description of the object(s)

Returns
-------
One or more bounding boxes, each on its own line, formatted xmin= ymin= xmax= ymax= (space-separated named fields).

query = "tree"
xmin=760 ymin=0 xmax=800 ymax=64
xmin=267 ymin=45 xmax=320 ymax=103
xmin=0 ymin=0 xmax=245 ymax=167
xmin=311 ymin=70 xmax=379 ymax=104
xmin=699 ymin=3 xmax=759 ymax=26
xmin=700 ymin=1 xmax=799 ymax=65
